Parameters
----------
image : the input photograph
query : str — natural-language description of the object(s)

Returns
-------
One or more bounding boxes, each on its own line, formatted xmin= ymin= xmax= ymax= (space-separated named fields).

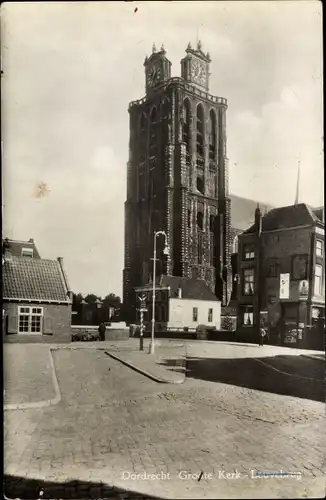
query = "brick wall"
xmin=3 ymin=302 xmax=71 ymax=343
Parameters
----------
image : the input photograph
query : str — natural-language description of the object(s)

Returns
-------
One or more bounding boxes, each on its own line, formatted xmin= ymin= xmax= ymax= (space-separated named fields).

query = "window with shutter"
xmin=7 ymin=312 xmax=18 ymax=334
xmin=43 ymin=317 xmax=53 ymax=335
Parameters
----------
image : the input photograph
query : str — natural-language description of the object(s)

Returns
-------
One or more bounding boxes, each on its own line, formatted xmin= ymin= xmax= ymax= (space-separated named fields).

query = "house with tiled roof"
xmin=134 ymin=275 xmax=221 ymax=332
xmin=237 ymin=203 xmax=325 ymax=349
xmin=2 ymin=238 xmax=72 ymax=343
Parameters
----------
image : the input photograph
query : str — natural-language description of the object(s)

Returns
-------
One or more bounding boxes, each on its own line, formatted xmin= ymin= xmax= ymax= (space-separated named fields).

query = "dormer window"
xmin=22 ymin=247 xmax=33 ymax=258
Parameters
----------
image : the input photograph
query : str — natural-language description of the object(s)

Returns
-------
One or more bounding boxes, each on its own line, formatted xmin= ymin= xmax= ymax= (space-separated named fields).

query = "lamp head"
xmin=163 ymin=245 xmax=170 ymax=256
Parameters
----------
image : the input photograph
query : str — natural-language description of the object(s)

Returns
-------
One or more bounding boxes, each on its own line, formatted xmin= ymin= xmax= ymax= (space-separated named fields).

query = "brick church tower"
xmin=123 ymin=42 xmax=232 ymax=321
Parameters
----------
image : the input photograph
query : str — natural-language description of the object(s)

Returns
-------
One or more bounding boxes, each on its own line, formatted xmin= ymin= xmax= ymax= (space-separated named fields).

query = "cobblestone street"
xmin=4 ymin=343 xmax=326 ymax=499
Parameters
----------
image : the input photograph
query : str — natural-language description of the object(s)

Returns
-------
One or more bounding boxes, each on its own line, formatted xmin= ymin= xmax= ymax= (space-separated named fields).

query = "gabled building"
xmin=2 ymin=237 xmax=41 ymax=259
xmin=237 ymin=204 xmax=325 ymax=347
xmin=134 ymin=275 xmax=221 ymax=332
xmin=2 ymin=238 xmax=72 ymax=343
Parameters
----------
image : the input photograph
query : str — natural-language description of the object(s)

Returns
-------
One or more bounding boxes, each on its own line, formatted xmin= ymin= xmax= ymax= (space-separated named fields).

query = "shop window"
xmin=292 ymin=255 xmax=308 ymax=280
xmin=243 ymin=244 xmax=255 ymax=260
xmin=316 ymin=240 xmax=323 ymax=257
xmin=268 ymin=259 xmax=279 ymax=278
xmin=242 ymin=306 xmax=253 ymax=326
xmin=314 ymin=264 xmax=323 ymax=296
xmin=243 ymin=268 xmax=254 ymax=295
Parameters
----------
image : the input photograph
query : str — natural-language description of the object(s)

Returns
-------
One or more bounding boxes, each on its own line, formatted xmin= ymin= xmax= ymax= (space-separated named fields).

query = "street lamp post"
xmin=149 ymin=230 xmax=169 ymax=355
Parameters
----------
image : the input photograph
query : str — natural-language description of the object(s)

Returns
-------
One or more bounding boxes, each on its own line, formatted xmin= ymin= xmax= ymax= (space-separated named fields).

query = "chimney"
xmin=255 ymin=204 xmax=262 ymax=236
xmin=29 ymin=238 xmax=34 ymax=243
xmin=3 ymin=238 xmax=12 ymax=262
xmin=177 ymin=287 xmax=182 ymax=299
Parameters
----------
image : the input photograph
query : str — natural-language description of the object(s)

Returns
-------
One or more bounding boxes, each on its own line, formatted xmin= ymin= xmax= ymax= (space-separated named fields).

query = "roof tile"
xmin=3 ymin=256 xmax=69 ymax=302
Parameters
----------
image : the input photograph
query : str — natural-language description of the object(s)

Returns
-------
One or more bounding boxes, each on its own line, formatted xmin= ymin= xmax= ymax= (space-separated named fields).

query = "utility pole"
xmin=254 ymin=205 xmax=262 ymax=343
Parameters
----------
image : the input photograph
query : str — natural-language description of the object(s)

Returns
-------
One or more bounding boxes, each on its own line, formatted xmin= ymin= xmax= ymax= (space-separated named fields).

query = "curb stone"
xmin=301 ymin=354 xmax=325 ymax=363
xmin=254 ymin=357 xmax=324 ymax=381
xmin=105 ymin=351 xmax=185 ymax=385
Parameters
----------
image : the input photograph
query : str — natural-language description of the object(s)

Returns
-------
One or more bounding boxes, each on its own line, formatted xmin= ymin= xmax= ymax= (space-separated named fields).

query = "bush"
xmin=71 ymin=330 xmax=100 ymax=342
xmin=221 ymin=316 xmax=235 ymax=331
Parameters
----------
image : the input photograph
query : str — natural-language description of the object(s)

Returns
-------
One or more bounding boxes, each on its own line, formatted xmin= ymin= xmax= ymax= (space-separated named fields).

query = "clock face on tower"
xmin=147 ymin=64 xmax=162 ymax=88
xmin=190 ymin=59 xmax=207 ymax=86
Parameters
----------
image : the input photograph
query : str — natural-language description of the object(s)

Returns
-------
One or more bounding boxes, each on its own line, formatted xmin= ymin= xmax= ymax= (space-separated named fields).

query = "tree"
xmin=85 ymin=294 xmax=100 ymax=304
xmin=72 ymin=293 xmax=84 ymax=309
xmin=102 ymin=294 xmax=121 ymax=308
xmin=102 ymin=294 xmax=121 ymax=321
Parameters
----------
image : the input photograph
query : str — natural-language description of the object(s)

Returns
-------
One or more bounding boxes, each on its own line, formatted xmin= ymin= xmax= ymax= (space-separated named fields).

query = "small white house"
xmin=134 ymin=276 xmax=221 ymax=332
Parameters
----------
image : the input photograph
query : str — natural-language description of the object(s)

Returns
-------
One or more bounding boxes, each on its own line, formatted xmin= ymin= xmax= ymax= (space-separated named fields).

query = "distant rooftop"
xmin=243 ymin=203 xmax=323 ymax=234
xmin=230 ymin=194 xmax=274 ymax=232
xmin=135 ymin=275 xmax=218 ymax=302
xmin=2 ymin=238 xmax=41 ymax=259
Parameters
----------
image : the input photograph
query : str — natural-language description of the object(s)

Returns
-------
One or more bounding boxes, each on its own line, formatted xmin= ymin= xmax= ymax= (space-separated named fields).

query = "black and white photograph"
xmin=2 ymin=1 xmax=324 ymax=499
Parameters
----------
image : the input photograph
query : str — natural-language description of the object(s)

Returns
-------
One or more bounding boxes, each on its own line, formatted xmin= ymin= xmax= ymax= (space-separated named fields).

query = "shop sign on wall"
xmin=280 ymin=273 xmax=290 ymax=300
xmin=299 ymin=280 xmax=309 ymax=298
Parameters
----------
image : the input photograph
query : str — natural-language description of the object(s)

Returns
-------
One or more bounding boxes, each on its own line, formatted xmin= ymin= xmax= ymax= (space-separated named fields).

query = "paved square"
xmin=4 ymin=342 xmax=326 ymax=499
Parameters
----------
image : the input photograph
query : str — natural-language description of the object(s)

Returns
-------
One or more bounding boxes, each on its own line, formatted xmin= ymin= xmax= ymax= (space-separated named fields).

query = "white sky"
xmin=1 ymin=1 xmax=323 ymax=298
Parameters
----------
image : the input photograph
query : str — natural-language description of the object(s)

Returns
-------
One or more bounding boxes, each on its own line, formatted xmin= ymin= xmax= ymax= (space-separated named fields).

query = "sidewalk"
xmin=4 ymin=344 xmax=58 ymax=407
xmin=106 ymin=342 xmax=187 ymax=384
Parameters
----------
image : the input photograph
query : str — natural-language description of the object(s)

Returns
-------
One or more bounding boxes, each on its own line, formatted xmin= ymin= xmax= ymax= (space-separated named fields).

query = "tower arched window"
xmin=209 ymin=214 xmax=215 ymax=265
xmin=196 ymin=104 xmax=204 ymax=159
xmin=196 ymin=176 xmax=204 ymax=194
xmin=140 ymin=112 xmax=146 ymax=132
xmin=209 ymin=214 xmax=215 ymax=233
xmin=183 ymin=98 xmax=191 ymax=154
xmin=149 ymin=106 xmax=158 ymax=154
xmin=161 ymin=98 xmax=170 ymax=120
xmin=187 ymin=209 xmax=191 ymax=228
xmin=160 ymin=98 xmax=171 ymax=142
xmin=197 ymin=211 xmax=204 ymax=230
xmin=209 ymin=109 xmax=217 ymax=161
xmin=232 ymin=235 xmax=239 ymax=254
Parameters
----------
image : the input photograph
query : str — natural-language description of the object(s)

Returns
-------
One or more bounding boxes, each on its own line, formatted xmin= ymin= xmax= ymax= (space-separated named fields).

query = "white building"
xmin=134 ymin=276 xmax=221 ymax=332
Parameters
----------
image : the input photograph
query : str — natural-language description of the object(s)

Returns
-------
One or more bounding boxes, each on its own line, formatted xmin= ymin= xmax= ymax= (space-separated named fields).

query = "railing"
xmin=128 ymin=77 xmax=227 ymax=109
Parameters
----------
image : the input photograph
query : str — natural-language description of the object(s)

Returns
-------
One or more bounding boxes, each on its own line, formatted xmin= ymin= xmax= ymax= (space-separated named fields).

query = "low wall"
xmin=71 ymin=326 xmax=129 ymax=341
